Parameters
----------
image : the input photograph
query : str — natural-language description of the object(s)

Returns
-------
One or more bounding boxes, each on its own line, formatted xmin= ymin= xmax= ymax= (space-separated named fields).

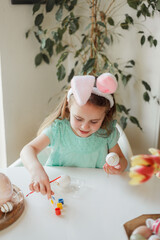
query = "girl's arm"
xmin=103 ymin=143 xmax=128 ymax=174
xmin=20 ymin=134 xmax=52 ymax=199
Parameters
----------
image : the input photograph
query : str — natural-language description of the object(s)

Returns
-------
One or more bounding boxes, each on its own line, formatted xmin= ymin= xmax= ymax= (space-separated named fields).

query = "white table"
xmin=0 ymin=167 xmax=160 ymax=240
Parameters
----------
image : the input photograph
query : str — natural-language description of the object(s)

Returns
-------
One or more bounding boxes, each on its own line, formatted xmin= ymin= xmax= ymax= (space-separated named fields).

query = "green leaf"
xmin=97 ymin=21 xmax=106 ymax=28
xmin=107 ymin=17 xmax=114 ymax=26
xmin=57 ymin=64 xmax=66 ymax=81
xmin=35 ymin=14 xmax=44 ymax=26
xmin=129 ymin=60 xmax=135 ymax=66
xmin=130 ymin=116 xmax=142 ymax=130
xmin=56 ymin=52 xmax=68 ymax=67
xmin=25 ymin=30 xmax=30 ymax=38
xmin=125 ymin=14 xmax=134 ymax=24
xmin=56 ymin=6 xmax=63 ymax=22
xmin=82 ymin=58 xmax=95 ymax=73
xmin=156 ymin=0 xmax=160 ymax=10
xmin=68 ymin=69 xmax=74 ymax=82
xmin=56 ymin=43 xmax=64 ymax=54
xmin=35 ymin=53 xmax=43 ymax=66
xmin=140 ymin=35 xmax=145 ymax=45
xmin=120 ymin=22 xmax=129 ymax=30
xmin=64 ymin=0 xmax=77 ymax=11
xmin=127 ymin=0 xmax=140 ymax=9
xmin=116 ymin=104 xmax=130 ymax=115
xmin=121 ymin=74 xmax=132 ymax=86
xmin=33 ymin=3 xmax=40 ymax=15
xmin=141 ymin=3 xmax=150 ymax=17
xmin=153 ymin=39 xmax=158 ymax=47
xmin=104 ymin=36 xmax=110 ymax=45
xmin=69 ymin=17 xmax=79 ymax=34
xmin=142 ymin=80 xmax=151 ymax=91
xmin=42 ymin=54 xmax=50 ymax=64
xmin=120 ymin=116 xmax=128 ymax=130
xmin=46 ymin=0 xmax=55 ymax=13
xmin=143 ymin=92 xmax=150 ymax=102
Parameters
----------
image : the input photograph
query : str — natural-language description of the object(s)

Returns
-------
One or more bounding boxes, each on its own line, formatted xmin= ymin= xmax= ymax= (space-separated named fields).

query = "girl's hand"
xmin=103 ymin=163 xmax=122 ymax=175
xmin=29 ymin=166 xmax=53 ymax=199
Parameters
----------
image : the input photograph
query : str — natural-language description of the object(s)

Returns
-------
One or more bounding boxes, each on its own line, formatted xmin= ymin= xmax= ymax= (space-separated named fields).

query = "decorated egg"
xmin=1 ymin=201 xmax=13 ymax=213
xmin=0 ymin=173 xmax=13 ymax=205
xmin=146 ymin=218 xmax=160 ymax=236
xmin=130 ymin=233 xmax=147 ymax=240
xmin=56 ymin=175 xmax=71 ymax=188
xmin=148 ymin=235 xmax=160 ymax=240
xmin=132 ymin=225 xmax=152 ymax=239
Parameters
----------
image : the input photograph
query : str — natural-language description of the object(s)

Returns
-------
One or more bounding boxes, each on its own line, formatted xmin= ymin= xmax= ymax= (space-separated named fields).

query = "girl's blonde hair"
xmin=37 ymin=89 xmax=116 ymax=136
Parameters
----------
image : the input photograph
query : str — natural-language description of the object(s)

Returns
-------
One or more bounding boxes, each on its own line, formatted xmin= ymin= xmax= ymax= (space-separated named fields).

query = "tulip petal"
xmin=130 ymin=165 xmax=154 ymax=176
xmin=131 ymin=155 xmax=154 ymax=166
xmin=148 ymin=148 xmax=160 ymax=156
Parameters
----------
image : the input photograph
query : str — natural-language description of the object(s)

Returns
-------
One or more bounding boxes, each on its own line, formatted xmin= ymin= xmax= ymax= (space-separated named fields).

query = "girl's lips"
xmin=79 ymin=129 xmax=90 ymax=134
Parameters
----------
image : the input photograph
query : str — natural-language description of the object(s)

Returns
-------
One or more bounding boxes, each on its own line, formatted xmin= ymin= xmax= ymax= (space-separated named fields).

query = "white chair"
xmin=116 ymin=123 xmax=133 ymax=170
xmin=9 ymin=123 xmax=133 ymax=169
xmin=9 ymin=147 xmax=51 ymax=167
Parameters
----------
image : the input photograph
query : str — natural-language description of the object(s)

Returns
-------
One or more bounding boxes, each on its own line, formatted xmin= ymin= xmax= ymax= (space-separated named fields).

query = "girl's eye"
xmin=91 ymin=121 xmax=98 ymax=124
xmin=75 ymin=117 xmax=82 ymax=121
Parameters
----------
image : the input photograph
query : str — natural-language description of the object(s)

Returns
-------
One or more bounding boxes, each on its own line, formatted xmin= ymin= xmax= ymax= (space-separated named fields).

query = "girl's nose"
xmin=81 ymin=122 xmax=90 ymax=130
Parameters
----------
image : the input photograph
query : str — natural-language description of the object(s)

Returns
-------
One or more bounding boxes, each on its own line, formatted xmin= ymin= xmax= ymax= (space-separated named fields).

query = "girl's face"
xmin=69 ymin=99 xmax=106 ymax=138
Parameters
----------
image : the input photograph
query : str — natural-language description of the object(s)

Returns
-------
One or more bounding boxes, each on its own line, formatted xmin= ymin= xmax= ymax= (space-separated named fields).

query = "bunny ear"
xmin=96 ymin=73 xmax=117 ymax=94
xmin=71 ymin=75 xmax=95 ymax=105
xmin=146 ymin=218 xmax=154 ymax=229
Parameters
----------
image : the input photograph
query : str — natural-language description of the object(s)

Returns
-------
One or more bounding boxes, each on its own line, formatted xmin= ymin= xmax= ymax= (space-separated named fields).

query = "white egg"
xmin=1 ymin=201 xmax=13 ymax=213
xmin=130 ymin=233 xmax=147 ymax=240
xmin=56 ymin=175 xmax=71 ymax=188
xmin=132 ymin=225 xmax=152 ymax=239
xmin=106 ymin=153 xmax=119 ymax=166
xmin=0 ymin=173 xmax=13 ymax=205
xmin=148 ymin=235 xmax=160 ymax=240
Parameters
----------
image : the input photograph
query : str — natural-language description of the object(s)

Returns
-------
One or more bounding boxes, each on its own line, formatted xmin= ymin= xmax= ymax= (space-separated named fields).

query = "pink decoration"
xmin=71 ymin=75 xmax=95 ymax=106
xmin=96 ymin=73 xmax=117 ymax=93
xmin=146 ymin=218 xmax=160 ymax=236
xmin=69 ymin=73 xmax=117 ymax=106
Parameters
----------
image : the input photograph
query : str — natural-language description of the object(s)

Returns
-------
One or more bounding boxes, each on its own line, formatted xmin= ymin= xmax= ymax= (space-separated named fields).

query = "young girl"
xmin=20 ymin=73 xmax=128 ymax=199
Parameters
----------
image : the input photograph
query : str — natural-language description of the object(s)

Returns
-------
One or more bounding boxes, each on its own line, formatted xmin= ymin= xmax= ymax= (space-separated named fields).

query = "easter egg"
xmin=0 ymin=173 xmax=13 ymax=205
xmin=148 ymin=235 xmax=160 ymax=240
xmin=1 ymin=201 xmax=13 ymax=213
xmin=106 ymin=153 xmax=119 ymax=166
xmin=132 ymin=225 xmax=152 ymax=239
xmin=130 ymin=233 xmax=147 ymax=240
xmin=56 ymin=175 xmax=71 ymax=188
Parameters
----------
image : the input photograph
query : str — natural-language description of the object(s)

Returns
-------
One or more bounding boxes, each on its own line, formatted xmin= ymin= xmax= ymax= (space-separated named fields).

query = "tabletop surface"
xmin=0 ymin=166 xmax=160 ymax=240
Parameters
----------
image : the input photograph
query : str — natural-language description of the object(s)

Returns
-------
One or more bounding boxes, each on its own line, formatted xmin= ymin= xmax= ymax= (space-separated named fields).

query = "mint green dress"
xmin=42 ymin=119 xmax=120 ymax=168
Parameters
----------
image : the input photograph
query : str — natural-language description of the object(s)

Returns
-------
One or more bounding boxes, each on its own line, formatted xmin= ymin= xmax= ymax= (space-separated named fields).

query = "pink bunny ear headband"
xmin=67 ymin=73 xmax=118 ymax=107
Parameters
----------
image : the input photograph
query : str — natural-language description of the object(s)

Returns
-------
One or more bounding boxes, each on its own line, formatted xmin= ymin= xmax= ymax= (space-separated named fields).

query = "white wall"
xmin=0 ymin=0 xmax=65 ymax=166
xmin=0 ymin=0 xmax=159 ymax=167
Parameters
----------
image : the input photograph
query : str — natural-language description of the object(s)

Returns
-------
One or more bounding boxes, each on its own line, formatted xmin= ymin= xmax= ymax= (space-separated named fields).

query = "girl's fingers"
xmin=45 ymin=182 xmax=52 ymax=199
xmin=33 ymin=181 xmax=40 ymax=192
xmin=29 ymin=183 xmax=34 ymax=192
xmin=39 ymin=183 xmax=47 ymax=195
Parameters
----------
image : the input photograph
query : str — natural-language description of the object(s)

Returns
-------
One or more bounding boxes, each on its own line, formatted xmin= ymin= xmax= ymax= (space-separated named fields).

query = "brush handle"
xmin=26 ymin=176 xmax=61 ymax=197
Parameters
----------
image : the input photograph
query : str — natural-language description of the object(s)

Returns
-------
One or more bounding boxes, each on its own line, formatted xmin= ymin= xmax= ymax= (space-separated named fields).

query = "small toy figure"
xmin=0 ymin=173 xmax=14 ymax=213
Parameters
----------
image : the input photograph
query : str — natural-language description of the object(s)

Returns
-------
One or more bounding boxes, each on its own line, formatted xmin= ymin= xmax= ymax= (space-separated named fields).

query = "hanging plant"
xmin=26 ymin=0 xmax=160 ymax=130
